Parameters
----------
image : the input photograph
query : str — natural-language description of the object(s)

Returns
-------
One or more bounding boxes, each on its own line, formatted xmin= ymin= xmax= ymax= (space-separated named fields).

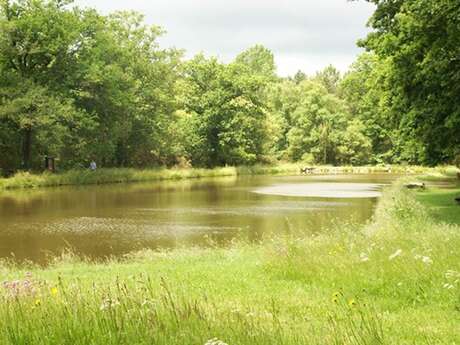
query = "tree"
xmin=283 ymin=81 xmax=349 ymax=164
xmin=234 ymin=44 xmax=276 ymax=79
xmin=314 ymin=65 xmax=341 ymax=94
xmin=76 ymin=10 xmax=181 ymax=167
xmin=266 ymin=80 xmax=303 ymax=159
xmin=0 ymin=0 xmax=95 ymax=170
xmin=340 ymin=53 xmax=395 ymax=163
xmin=292 ymin=70 xmax=307 ymax=84
xmin=360 ymin=0 xmax=460 ymax=164
xmin=337 ymin=120 xmax=372 ymax=165
xmin=0 ymin=1 xmax=181 ymax=171
xmin=0 ymin=78 xmax=92 ymax=170
xmin=178 ymin=54 xmax=269 ymax=167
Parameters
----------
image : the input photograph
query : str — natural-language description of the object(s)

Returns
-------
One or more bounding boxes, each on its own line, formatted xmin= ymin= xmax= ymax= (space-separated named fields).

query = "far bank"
xmin=0 ymin=164 xmax=457 ymax=191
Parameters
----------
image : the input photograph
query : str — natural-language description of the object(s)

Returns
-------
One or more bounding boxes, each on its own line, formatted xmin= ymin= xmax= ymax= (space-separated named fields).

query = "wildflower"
xmin=445 ymin=270 xmax=459 ymax=279
xmin=100 ymin=298 xmax=120 ymax=311
xmin=3 ymin=278 xmax=37 ymax=298
xmin=421 ymin=256 xmax=433 ymax=265
xmin=50 ymin=287 xmax=58 ymax=296
xmin=348 ymin=299 xmax=357 ymax=307
xmin=443 ymin=283 xmax=454 ymax=290
xmin=389 ymin=249 xmax=403 ymax=260
xmin=205 ymin=339 xmax=228 ymax=345
xmin=34 ymin=299 xmax=41 ymax=307
xmin=141 ymin=299 xmax=154 ymax=307
xmin=332 ymin=297 xmax=338 ymax=304
xmin=360 ymin=253 xmax=369 ymax=262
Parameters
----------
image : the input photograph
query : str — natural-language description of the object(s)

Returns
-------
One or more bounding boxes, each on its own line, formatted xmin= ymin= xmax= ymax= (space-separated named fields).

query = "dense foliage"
xmin=0 ymin=0 xmax=181 ymax=172
xmin=0 ymin=0 xmax=459 ymax=174
xmin=360 ymin=0 xmax=460 ymax=165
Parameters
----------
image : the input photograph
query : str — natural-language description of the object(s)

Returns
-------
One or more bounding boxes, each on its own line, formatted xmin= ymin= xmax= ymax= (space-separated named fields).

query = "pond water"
xmin=0 ymin=174 xmax=398 ymax=264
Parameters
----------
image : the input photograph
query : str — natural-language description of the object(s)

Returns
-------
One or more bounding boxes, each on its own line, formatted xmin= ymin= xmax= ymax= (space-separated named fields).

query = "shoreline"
xmin=0 ymin=164 xmax=457 ymax=191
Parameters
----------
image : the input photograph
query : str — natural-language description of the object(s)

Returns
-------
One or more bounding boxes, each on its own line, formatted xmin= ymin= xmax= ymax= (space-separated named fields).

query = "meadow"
xmin=0 ymin=176 xmax=459 ymax=344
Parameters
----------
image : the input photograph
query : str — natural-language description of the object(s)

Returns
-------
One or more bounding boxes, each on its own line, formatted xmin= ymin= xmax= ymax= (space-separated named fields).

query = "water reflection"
xmin=254 ymin=183 xmax=383 ymax=198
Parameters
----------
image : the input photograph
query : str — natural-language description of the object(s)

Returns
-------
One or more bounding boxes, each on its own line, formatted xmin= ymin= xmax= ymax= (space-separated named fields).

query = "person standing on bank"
xmin=90 ymin=160 xmax=97 ymax=171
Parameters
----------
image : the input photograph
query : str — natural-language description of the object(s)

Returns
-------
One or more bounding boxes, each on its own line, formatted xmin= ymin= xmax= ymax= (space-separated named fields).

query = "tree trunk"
xmin=22 ymin=127 xmax=32 ymax=170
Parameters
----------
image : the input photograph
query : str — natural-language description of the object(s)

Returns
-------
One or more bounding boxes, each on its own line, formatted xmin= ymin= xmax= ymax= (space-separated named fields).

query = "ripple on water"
xmin=133 ymin=200 xmax=348 ymax=217
xmin=252 ymin=183 xmax=383 ymax=199
xmin=42 ymin=217 xmax=241 ymax=239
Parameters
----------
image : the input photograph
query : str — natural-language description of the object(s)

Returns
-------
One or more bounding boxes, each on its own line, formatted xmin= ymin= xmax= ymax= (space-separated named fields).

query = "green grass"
xmin=0 ymin=164 xmax=457 ymax=191
xmin=0 ymin=178 xmax=459 ymax=344
xmin=416 ymin=186 xmax=460 ymax=224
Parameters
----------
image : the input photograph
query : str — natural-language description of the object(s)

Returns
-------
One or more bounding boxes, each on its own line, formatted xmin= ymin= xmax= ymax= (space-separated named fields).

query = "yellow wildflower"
xmin=34 ymin=299 xmax=41 ymax=307
xmin=50 ymin=287 xmax=58 ymax=296
xmin=348 ymin=299 xmax=357 ymax=307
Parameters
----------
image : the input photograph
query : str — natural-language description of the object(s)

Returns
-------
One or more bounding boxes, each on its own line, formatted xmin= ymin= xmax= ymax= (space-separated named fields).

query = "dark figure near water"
xmin=300 ymin=167 xmax=314 ymax=175
xmin=455 ymin=196 xmax=460 ymax=205
xmin=44 ymin=156 xmax=55 ymax=173
xmin=405 ymin=182 xmax=425 ymax=190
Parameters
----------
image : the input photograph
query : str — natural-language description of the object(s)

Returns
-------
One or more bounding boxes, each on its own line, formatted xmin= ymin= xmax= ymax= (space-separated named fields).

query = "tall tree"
xmin=0 ymin=1 xmax=181 ymax=171
xmin=314 ymin=65 xmax=341 ymax=94
xmin=178 ymin=54 xmax=269 ymax=167
xmin=361 ymin=0 xmax=460 ymax=164
xmin=0 ymin=0 xmax=94 ymax=170
xmin=234 ymin=44 xmax=276 ymax=79
xmin=73 ymin=10 xmax=181 ymax=167
xmin=292 ymin=70 xmax=307 ymax=84
xmin=340 ymin=53 xmax=395 ymax=163
xmin=285 ymin=81 xmax=349 ymax=164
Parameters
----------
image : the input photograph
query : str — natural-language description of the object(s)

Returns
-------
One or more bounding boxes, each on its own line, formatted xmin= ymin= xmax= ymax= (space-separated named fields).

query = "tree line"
xmin=0 ymin=0 xmax=458 ymax=174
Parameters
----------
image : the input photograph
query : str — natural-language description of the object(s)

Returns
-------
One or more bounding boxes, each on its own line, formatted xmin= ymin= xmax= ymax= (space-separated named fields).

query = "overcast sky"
xmin=73 ymin=0 xmax=375 ymax=76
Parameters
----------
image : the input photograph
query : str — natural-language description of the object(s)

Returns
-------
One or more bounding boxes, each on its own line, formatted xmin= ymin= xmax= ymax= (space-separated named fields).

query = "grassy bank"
xmin=0 ymin=165 xmax=300 ymax=190
xmin=1 ymin=179 xmax=459 ymax=344
xmin=415 ymin=186 xmax=460 ymax=225
xmin=0 ymin=164 xmax=458 ymax=190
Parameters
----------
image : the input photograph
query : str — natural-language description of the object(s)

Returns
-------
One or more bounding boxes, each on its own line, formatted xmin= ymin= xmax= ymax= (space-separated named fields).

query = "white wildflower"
xmin=205 ymin=338 xmax=228 ymax=345
xmin=421 ymin=256 xmax=433 ymax=265
xmin=445 ymin=270 xmax=460 ymax=279
xmin=360 ymin=253 xmax=369 ymax=262
xmin=141 ymin=299 xmax=155 ymax=307
xmin=100 ymin=298 xmax=120 ymax=311
xmin=443 ymin=283 xmax=454 ymax=290
xmin=389 ymin=249 xmax=403 ymax=260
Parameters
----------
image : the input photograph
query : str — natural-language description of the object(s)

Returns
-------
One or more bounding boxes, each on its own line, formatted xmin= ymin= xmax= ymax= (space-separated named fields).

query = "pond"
xmin=0 ymin=174 xmax=398 ymax=264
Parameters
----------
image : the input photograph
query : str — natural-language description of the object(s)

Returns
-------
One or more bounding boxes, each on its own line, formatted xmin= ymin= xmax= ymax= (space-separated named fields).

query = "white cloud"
xmin=73 ymin=0 xmax=375 ymax=76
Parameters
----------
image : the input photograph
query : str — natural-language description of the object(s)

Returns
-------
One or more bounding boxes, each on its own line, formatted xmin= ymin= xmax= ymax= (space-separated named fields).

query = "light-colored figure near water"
xmin=90 ymin=161 xmax=97 ymax=171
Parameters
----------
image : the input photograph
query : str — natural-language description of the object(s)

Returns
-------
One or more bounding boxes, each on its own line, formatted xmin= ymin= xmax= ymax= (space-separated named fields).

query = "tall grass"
xmin=0 ymin=167 xmax=239 ymax=190
xmin=0 ymin=179 xmax=459 ymax=344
